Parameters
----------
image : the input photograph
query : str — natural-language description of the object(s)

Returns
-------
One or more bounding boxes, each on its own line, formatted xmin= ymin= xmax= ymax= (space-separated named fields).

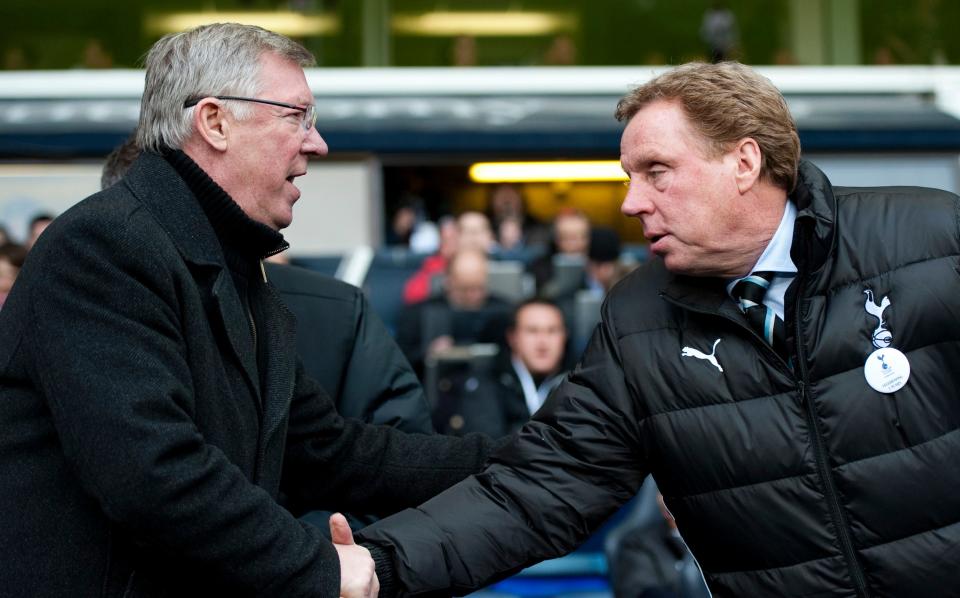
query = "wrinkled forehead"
xmin=620 ymin=100 xmax=715 ymax=162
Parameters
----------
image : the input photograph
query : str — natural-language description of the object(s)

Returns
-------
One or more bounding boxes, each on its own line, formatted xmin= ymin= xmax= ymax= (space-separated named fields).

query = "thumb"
xmin=329 ymin=512 xmax=356 ymax=545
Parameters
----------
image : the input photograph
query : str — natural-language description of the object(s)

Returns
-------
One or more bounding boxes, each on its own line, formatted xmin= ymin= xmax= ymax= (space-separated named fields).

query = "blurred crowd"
xmin=0 ymin=181 xmax=640 ymax=456
xmin=384 ymin=183 xmax=642 ymax=438
xmin=0 ymin=213 xmax=53 ymax=310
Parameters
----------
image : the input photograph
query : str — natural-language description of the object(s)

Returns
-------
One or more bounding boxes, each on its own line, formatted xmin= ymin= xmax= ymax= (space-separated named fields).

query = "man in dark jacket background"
xmin=0 ymin=22 xmax=497 ymax=598
xmin=432 ymin=297 xmax=568 ymax=438
xmin=264 ymin=262 xmax=435 ymax=532
xmin=357 ymin=61 xmax=960 ymax=597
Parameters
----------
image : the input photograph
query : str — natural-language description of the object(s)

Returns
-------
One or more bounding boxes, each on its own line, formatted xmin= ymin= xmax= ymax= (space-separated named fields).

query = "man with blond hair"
xmin=358 ymin=62 xmax=960 ymax=597
xmin=0 ymin=23 xmax=497 ymax=597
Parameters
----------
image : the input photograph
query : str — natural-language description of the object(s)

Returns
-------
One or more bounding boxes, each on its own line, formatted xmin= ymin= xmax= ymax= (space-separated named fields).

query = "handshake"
xmin=330 ymin=513 xmax=380 ymax=598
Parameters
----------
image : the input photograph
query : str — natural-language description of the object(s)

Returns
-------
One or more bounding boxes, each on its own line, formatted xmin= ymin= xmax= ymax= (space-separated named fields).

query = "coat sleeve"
xmin=342 ymin=291 xmax=434 ymax=433
xmin=280 ymin=358 xmax=502 ymax=518
xmin=355 ymin=301 xmax=650 ymax=596
xmin=24 ymin=211 xmax=343 ymax=596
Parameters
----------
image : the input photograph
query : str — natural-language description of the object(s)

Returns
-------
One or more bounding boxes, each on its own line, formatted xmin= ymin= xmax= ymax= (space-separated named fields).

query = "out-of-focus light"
xmin=145 ymin=12 xmax=340 ymax=37
xmin=392 ymin=11 xmax=575 ymax=37
xmin=469 ymin=161 xmax=627 ymax=183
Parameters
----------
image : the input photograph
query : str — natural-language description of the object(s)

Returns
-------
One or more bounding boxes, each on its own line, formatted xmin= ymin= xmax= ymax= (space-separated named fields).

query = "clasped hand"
xmin=330 ymin=513 xmax=379 ymax=598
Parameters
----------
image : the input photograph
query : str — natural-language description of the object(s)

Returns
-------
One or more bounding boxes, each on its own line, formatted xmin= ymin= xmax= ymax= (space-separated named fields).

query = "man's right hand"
xmin=330 ymin=512 xmax=379 ymax=598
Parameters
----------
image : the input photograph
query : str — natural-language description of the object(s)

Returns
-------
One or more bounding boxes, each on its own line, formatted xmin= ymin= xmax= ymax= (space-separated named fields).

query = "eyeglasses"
xmin=183 ymin=95 xmax=317 ymax=131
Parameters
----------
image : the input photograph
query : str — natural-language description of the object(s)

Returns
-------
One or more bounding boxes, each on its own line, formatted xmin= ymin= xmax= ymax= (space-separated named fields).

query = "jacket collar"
xmin=661 ymin=273 xmax=743 ymax=322
xmin=789 ymin=160 xmax=837 ymax=276
xmin=163 ymin=149 xmax=288 ymax=262
xmin=121 ymin=151 xmax=290 ymax=268
xmin=121 ymin=151 xmax=228 ymax=269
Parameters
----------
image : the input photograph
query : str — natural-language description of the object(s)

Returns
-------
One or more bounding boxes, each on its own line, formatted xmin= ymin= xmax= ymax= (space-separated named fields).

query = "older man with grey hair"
xmin=0 ymin=23 xmax=497 ymax=597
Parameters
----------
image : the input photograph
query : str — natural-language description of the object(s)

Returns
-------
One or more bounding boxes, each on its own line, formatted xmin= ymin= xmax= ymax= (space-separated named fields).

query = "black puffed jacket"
xmin=358 ymin=161 xmax=960 ymax=597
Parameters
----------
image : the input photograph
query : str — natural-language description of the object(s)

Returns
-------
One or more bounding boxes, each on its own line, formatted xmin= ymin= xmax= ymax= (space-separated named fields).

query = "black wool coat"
xmin=0 ymin=152 xmax=493 ymax=597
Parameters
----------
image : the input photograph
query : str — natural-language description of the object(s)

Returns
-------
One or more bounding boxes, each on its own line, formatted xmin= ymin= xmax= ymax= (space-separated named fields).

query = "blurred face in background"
xmin=0 ymin=259 xmax=17 ymax=291
xmin=445 ymin=249 xmax=489 ymax=310
xmin=554 ymin=213 xmax=590 ymax=255
xmin=457 ymin=211 xmax=494 ymax=253
xmin=26 ymin=218 xmax=52 ymax=250
xmin=508 ymin=303 xmax=567 ymax=376
xmin=0 ymin=257 xmax=20 ymax=307
xmin=438 ymin=217 xmax=460 ymax=259
xmin=490 ymin=184 xmax=525 ymax=221
xmin=498 ymin=217 xmax=523 ymax=251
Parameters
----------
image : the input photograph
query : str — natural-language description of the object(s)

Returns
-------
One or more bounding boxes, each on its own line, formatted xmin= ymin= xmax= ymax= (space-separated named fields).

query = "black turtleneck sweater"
xmin=164 ymin=149 xmax=289 ymax=395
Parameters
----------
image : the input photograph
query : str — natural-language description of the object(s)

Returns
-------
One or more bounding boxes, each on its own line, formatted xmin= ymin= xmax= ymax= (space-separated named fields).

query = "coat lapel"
xmin=210 ymin=269 xmax=261 ymax=403
xmin=255 ymin=278 xmax=298 ymax=480
xmin=123 ymin=152 xmax=263 ymax=406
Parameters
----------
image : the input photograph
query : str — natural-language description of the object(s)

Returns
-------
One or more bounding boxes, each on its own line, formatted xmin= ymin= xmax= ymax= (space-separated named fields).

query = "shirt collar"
xmin=725 ymin=200 xmax=797 ymax=300
xmin=511 ymin=356 xmax=563 ymax=416
xmin=752 ymin=200 xmax=798 ymax=275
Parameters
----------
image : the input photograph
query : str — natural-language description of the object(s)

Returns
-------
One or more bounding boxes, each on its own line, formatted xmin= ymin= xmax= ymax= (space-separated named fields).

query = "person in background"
xmin=584 ymin=227 xmax=632 ymax=298
xmin=433 ymin=298 xmax=568 ymax=437
xmin=396 ymin=248 xmax=512 ymax=378
xmin=552 ymin=208 xmax=591 ymax=256
xmin=0 ymin=242 xmax=26 ymax=309
xmin=264 ymin=262 xmax=432 ymax=435
xmin=700 ymin=1 xmax=740 ymax=62
xmin=559 ymin=227 xmax=635 ymax=355
xmin=356 ymin=61 xmax=960 ymax=597
xmin=24 ymin=212 xmax=54 ymax=251
xmin=0 ymin=23 xmax=498 ymax=598
xmin=605 ymin=477 xmax=710 ymax=598
xmin=457 ymin=210 xmax=496 ymax=254
xmin=402 ymin=211 xmax=497 ymax=307
xmin=486 ymin=183 xmax=550 ymax=257
xmin=402 ymin=214 xmax=458 ymax=305
xmin=529 ymin=208 xmax=592 ymax=294
xmin=101 ymin=133 xmax=141 ymax=189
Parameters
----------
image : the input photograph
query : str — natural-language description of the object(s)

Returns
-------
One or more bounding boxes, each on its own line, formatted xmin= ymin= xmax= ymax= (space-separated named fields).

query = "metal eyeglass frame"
xmin=183 ymin=95 xmax=317 ymax=131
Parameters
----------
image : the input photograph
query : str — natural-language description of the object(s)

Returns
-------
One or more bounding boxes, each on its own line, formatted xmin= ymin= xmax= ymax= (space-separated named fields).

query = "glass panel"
xmin=3 ymin=1 xmax=960 ymax=68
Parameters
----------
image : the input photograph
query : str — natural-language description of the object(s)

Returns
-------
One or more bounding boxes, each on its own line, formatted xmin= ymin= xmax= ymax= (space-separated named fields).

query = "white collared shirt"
xmin=511 ymin=356 xmax=564 ymax=417
xmin=726 ymin=201 xmax=798 ymax=320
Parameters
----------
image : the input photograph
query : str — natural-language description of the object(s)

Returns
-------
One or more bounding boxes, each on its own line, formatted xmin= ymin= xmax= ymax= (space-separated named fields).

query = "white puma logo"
xmin=681 ymin=338 xmax=723 ymax=372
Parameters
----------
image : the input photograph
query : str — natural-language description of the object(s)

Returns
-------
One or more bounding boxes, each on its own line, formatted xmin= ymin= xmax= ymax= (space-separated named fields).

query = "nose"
xmin=620 ymin=180 xmax=654 ymax=218
xmin=302 ymin=126 xmax=329 ymax=156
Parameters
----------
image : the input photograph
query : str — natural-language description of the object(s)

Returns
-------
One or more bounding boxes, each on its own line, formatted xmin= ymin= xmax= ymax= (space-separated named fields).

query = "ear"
xmin=733 ymin=137 xmax=762 ymax=194
xmin=192 ymin=98 xmax=229 ymax=152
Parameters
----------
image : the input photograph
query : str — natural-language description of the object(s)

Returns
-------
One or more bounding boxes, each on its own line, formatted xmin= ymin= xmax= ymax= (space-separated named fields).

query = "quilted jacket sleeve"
xmin=355 ymin=300 xmax=649 ymax=596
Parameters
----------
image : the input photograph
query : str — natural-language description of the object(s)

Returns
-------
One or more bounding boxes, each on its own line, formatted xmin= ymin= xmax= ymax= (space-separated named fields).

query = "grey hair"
xmin=137 ymin=22 xmax=314 ymax=153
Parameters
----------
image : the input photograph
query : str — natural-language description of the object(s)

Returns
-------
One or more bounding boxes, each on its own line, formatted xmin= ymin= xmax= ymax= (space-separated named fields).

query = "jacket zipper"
xmin=664 ymin=278 xmax=871 ymax=595
xmin=793 ymin=274 xmax=870 ymax=598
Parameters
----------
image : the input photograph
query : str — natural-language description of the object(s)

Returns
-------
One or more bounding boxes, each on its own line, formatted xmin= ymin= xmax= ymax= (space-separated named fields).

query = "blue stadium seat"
xmin=361 ymin=248 xmax=427 ymax=335
xmin=289 ymin=254 xmax=343 ymax=278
